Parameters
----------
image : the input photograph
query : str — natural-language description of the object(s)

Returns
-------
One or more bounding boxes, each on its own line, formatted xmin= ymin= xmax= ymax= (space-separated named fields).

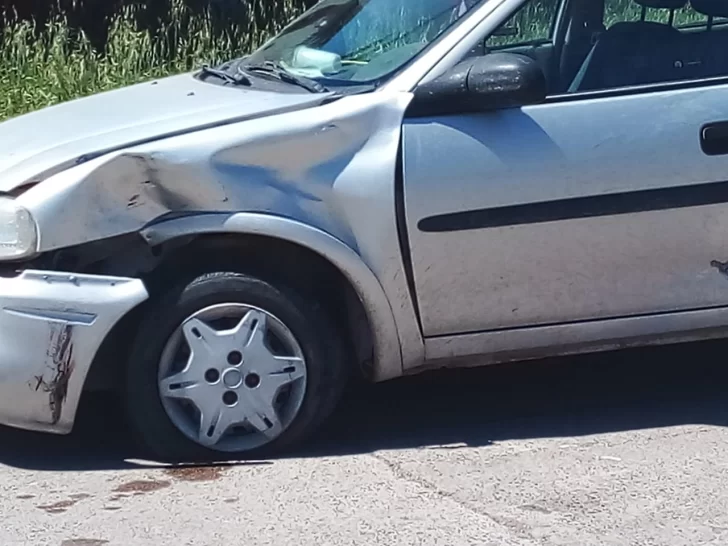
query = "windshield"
xmin=242 ymin=0 xmax=483 ymax=85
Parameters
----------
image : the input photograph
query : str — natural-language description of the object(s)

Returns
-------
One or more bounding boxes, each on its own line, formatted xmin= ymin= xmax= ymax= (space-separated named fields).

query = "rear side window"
xmin=604 ymin=0 xmax=728 ymax=28
xmin=564 ymin=0 xmax=728 ymax=96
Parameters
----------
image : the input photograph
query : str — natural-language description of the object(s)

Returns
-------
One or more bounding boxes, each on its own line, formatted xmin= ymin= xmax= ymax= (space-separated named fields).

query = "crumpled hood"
xmin=0 ymin=72 xmax=331 ymax=192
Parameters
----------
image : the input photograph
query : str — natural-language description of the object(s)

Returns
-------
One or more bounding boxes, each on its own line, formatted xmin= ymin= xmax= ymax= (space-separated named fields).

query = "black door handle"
xmin=701 ymin=122 xmax=728 ymax=156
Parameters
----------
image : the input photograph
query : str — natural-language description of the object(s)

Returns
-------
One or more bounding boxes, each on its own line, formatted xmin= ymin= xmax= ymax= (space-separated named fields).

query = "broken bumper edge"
xmin=0 ymin=270 xmax=148 ymax=434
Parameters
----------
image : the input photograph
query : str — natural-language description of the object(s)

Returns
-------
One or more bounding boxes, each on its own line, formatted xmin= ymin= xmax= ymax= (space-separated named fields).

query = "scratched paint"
xmin=32 ymin=323 xmax=75 ymax=425
xmin=711 ymin=259 xmax=728 ymax=278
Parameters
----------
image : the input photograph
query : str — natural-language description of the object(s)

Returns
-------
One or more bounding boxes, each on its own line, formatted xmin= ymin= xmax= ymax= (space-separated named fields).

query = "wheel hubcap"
xmin=157 ymin=303 xmax=307 ymax=452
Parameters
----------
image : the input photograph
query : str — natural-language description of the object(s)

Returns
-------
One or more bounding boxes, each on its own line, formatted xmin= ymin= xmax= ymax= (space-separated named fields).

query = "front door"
xmin=402 ymin=0 xmax=728 ymax=337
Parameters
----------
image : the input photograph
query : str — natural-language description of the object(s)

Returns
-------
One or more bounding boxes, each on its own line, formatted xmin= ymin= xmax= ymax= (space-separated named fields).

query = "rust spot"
xmin=37 ymin=499 xmax=77 ymax=514
xmin=61 ymin=540 xmax=109 ymax=546
xmin=163 ymin=465 xmax=225 ymax=482
xmin=33 ymin=324 xmax=75 ymax=424
xmin=113 ymin=479 xmax=171 ymax=494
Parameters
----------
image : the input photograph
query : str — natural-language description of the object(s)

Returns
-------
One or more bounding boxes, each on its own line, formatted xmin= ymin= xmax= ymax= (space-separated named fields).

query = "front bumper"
xmin=0 ymin=270 xmax=148 ymax=434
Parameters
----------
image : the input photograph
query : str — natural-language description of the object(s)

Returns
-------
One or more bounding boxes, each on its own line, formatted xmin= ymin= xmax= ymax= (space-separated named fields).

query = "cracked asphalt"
xmin=3 ymin=339 xmax=728 ymax=546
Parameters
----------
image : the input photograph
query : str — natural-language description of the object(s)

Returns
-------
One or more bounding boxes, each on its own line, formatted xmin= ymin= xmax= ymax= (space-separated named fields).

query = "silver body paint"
xmin=2 ymin=0 xmax=727 ymax=434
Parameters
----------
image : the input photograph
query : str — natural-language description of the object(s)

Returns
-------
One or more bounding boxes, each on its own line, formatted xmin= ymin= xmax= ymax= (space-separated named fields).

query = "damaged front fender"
xmin=16 ymin=92 xmax=394 ymax=253
xmin=13 ymin=90 xmax=424 ymax=383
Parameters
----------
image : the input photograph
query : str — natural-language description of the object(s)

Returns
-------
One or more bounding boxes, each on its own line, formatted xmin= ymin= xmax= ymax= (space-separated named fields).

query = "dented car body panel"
xmin=0 ymin=271 xmax=147 ymax=432
xmin=16 ymin=90 xmax=424 ymax=381
xmin=0 ymin=74 xmax=333 ymax=193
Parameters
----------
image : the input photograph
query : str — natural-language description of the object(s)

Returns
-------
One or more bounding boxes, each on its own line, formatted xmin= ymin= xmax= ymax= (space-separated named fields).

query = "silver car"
xmin=1 ymin=0 xmax=727 ymax=460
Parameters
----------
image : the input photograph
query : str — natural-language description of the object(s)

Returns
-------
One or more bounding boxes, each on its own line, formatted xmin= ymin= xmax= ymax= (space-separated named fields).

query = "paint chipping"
xmin=127 ymin=193 xmax=141 ymax=208
xmin=33 ymin=324 xmax=75 ymax=424
xmin=711 ymin=259 xmax=728 ymax=278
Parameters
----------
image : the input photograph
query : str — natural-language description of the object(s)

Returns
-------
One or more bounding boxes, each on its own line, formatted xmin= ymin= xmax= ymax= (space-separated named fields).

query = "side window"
xmin=455 ymin=0 xmax=728 ymax=100
xmin=485 ymin=0 xmax=561 ymax=49
xmin=567 ymin=0 xmax=728 ymax=95
xmin=603 ymin=0 xmax=725 ymax=27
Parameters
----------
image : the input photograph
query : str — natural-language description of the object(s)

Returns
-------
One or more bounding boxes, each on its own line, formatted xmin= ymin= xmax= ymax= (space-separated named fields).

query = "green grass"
xmin=0 ymin=0 xmax=303 ymax=120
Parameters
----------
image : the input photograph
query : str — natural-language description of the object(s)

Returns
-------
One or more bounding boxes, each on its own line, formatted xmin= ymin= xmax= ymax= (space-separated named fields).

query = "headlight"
xmin=0 ymin=198 xmax=37 ymax=260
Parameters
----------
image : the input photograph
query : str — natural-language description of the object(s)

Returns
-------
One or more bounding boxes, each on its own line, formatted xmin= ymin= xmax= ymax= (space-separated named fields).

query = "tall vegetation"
xmin=0 ymin=0 xmax=714 ymax=121
xmin=0 ymin=0 xmax=307 ymax=119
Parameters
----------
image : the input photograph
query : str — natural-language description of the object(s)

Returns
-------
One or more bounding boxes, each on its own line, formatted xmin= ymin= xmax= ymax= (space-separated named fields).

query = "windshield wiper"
xmin=199 ymin=64 xmax=252 ymax=86
xmin=241 ymin=61 xmax=328 ymax=93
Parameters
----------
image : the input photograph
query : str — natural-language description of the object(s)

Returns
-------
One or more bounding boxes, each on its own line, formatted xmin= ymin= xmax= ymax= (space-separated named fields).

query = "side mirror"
xmin=410 ymin=52 xmax=547 ymax=116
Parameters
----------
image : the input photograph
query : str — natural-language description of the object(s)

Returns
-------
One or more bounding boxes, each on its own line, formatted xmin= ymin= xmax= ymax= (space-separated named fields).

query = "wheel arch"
xmin=137 ymin=212 xmax=404 ymax=383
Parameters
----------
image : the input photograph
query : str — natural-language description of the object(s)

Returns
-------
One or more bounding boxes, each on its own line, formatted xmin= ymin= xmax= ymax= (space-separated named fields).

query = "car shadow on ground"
xmin=1 ymin=339 xmax=728 ymax=471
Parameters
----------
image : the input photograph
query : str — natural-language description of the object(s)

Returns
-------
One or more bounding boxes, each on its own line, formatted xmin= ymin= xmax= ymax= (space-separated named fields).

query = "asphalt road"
xmin=3 ymin=340 xmax=728 ymax=546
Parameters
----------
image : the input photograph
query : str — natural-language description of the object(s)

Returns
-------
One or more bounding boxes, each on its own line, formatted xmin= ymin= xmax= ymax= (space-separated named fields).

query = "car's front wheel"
xmin=124 ymin=271 xmax=349 ymax=461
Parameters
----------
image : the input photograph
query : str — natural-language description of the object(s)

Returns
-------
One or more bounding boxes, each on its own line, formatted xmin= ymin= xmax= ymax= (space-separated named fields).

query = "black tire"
xmin=124 ymin=271 xmax=350 ymax=461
